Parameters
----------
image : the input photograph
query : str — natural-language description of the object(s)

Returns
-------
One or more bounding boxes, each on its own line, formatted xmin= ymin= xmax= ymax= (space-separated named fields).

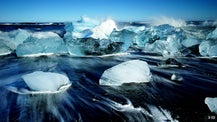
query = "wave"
xmin=151 ymin=16 xmax=186 ymax=27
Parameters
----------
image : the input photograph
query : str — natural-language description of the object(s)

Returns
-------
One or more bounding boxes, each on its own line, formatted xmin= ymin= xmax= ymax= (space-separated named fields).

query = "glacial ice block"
xmin=99 ymin=60 xmax=151 ymax=86
xmin=22 ymin=71 xmax=70 ymax=91
xmin=16 ymin=32 xmax=67 ymax=57
xmin=205 ymin=97 xmax=217 ymax=114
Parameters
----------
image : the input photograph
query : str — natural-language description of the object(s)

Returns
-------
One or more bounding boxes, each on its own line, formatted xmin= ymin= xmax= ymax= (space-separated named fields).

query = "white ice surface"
xmin=100 ymin=60 xmax=151 ymax=86
xmin=22 ymin=71 xmax=70 ymax=91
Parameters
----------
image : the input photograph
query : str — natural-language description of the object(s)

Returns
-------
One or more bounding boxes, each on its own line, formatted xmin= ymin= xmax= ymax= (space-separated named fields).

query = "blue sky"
xmin=0 ymin=0 xmax=217 ymax=22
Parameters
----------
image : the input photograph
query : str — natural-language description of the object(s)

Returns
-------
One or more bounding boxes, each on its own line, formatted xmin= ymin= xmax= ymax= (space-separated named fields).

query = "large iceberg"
xmin=99 ymin=60 xmax=151 ymax=86
xmin=22 ymin=71 xmax=70 ymax=91
xmin=16 ymin=32 xmax=68 ymax=57
xmin=205 ymin=97 xmax=217 ymax=114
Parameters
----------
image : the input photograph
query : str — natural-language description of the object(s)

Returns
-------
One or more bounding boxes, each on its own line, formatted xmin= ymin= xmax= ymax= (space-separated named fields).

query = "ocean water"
xmin=0 ymin=20 xmax=217 ymax=122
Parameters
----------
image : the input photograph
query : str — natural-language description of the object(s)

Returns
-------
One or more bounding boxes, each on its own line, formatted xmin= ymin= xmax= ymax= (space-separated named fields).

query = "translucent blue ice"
xmin=16 ymin=32 xmax=67 ymax=57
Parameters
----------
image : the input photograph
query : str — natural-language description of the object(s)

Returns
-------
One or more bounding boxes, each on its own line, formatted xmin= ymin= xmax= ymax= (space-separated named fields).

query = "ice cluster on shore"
xmin=0 ymin=17 xmax=217 ymax=57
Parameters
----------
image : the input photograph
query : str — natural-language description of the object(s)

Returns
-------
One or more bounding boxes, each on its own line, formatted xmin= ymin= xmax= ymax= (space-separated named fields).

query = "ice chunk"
xmin=206 ymin=28 xmax=217 ymax=40
xmin=208 ymin=45 xmax=217 ymax=57
xmin=64 ymin=22 xmax=74 ymax=43
xmin=66 ymin=37 xmax=123 ymax=56
xmin=90 ymin=19 xmax=117 ymax=39
xmin=64 ymin=17 xmax=116 ymax=40
xmin=65 ymin=39 xmax=84 ymax=56
xmin=16 ymin=32 xmax=67 ymax=57
xmin=205 ymin=97 xmax=217 ymax=114
xmin=143 ymin=35 xmax=183 ymax=57
xmin=199 ymin=41 xmax=212 ymax=56
xmin=109 ymin=30 xmax=136 ymax=51
xmin=144 ymin=40 xmax=167 ymax=55
xmin=199 ymin=41 xmax=217 ymax=57
xmin=99 ymin=60 xmax=151 ymax=86
xmin=71 ymin=16 xmax=99 ymax=39
xmin=181 ymin=38 xmax=200 ymax=47
xmin=0 ymin=42 xmax=12 ymax=56
xmin=22 ymin=71 xmax=70 ymax=91
xmin=13 ymin=29 xmax=30 ymax=49
xmin=0 ymin=29 xmax=30 ymax=50
xmin=164 ymin=35 xmax=182 ymax=57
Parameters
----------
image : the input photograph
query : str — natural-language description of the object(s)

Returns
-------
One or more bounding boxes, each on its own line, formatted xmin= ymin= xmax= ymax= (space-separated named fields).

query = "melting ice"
xmin=100 ymin=60 xmax=151 ymax=86
xmin=22 ymin=71 xmax=70 ymax=91
xmin=22 ymin=71 xmax=71 ymax=92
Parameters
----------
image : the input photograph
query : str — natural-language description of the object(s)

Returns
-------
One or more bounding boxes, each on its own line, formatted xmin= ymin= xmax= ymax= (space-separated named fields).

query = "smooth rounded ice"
xmin=99 ymin=60 xmax=151 ymax=86
xmin=22 ymin=71 xmax=70 ymax=91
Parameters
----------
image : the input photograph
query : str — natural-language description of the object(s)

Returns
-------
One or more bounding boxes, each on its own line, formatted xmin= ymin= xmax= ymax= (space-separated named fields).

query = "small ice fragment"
xmin=171 ymin=73 xmax=183 ymax=81
xmin=205 ymin=97 xmax=217 ymax=114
